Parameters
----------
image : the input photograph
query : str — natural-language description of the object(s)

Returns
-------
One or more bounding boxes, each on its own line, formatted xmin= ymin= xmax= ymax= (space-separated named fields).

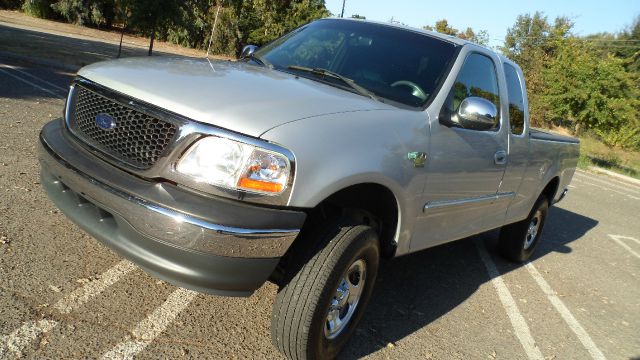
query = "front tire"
xmin=271 ymin=223 xmax=380 ymax=360
xmin=499 ymin=196 xmax=549 ymax=262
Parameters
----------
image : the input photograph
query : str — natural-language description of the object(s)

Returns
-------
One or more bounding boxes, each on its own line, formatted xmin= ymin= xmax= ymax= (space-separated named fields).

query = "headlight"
xmin=176 ymin=136 xmax=291 ymax=194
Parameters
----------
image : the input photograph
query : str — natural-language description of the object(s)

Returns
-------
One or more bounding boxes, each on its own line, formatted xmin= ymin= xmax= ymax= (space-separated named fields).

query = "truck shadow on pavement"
xmin=340 ymin=206 xmax=598 ymax=359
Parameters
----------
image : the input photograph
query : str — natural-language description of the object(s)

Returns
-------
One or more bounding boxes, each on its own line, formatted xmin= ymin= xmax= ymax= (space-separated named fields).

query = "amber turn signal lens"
xmin=238 ymin=177 xmax=284 ymax=193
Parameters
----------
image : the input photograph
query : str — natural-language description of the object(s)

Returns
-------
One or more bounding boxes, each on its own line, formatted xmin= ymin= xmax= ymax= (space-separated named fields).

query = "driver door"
xmin=411 ymin=52 xmax=509 ymax=252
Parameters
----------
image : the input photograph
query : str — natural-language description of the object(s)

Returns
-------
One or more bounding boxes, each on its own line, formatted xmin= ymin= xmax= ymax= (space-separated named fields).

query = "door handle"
xmin=494 ymin=150 xmax=507 ymax=165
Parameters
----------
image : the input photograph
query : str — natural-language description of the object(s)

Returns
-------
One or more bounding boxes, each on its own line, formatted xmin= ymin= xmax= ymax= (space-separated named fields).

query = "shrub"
xmin=0 ymin=0 xmax=24 ymax=10
xmin=22 ymin=0 xmax=55 ymax=18
xmin=51 ymin=0 xmax=115 ymax=27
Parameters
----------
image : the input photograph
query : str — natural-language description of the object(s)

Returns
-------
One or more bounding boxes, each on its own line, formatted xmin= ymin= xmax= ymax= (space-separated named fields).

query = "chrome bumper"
xmin=38 ymin=119 xmax=304 ymax=258
xmin=38 ymin=119 xmax=306 ymax=296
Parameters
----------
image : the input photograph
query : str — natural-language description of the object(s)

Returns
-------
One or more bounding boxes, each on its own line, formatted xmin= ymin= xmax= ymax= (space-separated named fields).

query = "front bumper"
xmin=38 ymin=119 xmax=306 ymax=296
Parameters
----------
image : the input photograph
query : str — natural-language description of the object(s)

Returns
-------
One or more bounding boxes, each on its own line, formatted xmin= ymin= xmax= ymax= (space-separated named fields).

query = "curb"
xmin=0 ymin=50 xmax=81 ymax=72
xmin=587 ymin=166 xmax=640 ymax=186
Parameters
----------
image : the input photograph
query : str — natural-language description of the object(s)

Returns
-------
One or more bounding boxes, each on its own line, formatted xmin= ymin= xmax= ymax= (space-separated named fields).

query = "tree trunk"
xmin=117 ymin=24 xmax=126 ymax=58
xmin=148 ymin=28 xmax=155 ymax=56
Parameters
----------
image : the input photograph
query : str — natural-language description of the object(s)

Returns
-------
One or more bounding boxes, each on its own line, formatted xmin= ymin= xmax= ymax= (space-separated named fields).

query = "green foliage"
xmin=501 ymin=12 xmax=640 ymax=151
xmin=587 ymin=16 xmax=640 ymax=73
xmin=542 ymin=39 xmax=640 ymax=145
xmin=21 ymin=0 xmax=55 ymax=18
xmin=500 ymin=13 xmax=572 ymax=127
xmin=165 ymin=0 xmax=212 ymax=49
xmin=122 ymin=0 xmax=180 ymax=37
xmin=0 ymin=0 xmax=24 ymax=9
xmin=206 ymin=0 xmax=329 ymax=57
xmin=423 ymin=19 xmax=489 ymax=46
xmin=51 ymin=0 xmax=115 ymax=27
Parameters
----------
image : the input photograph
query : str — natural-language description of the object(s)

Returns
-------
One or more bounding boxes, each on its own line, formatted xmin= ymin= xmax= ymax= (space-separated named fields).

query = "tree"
xmin=500 ymin=13 xmax=574 ymax=126
xmin=500 ymin=12 xmax=640 ymax=149
xmin=423 ymin=19 xmax=489 ymax=46
xmin=587 ymin=16 xmax=640 ymax=73
xmin=123 ymin=0 xmax=181 ymax=55
xmin=543 ymin=38 xmax=639 ymax=147
xmin=21 ymin=0 xmax=55 ymax=18
xmin=166 ymin=0 xmax=213 ymax=49
xmin=0 ymin=0 xmax=24 ymax=9
xmin=51 ymin=0 xmax=115 ymax=27
xmin=212 ymin=0 xmax=329 ymax=56
xmin=423 ymin=19 xmax=457 ymax=36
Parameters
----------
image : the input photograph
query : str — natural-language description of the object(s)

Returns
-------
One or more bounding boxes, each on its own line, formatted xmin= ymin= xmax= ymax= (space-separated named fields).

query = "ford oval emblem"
xmin=95 ymin=113 xmax=116 ymax=130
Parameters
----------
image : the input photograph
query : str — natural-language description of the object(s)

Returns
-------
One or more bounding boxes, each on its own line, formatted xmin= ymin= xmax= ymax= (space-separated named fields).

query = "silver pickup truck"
xmin=39 ymin=18 xmax=579 ymax=359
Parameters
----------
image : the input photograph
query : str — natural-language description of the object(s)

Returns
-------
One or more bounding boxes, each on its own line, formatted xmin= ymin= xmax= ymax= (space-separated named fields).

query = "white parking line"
xmin=0 ymin=64 xmax=68 ymax=93
xmin=101 ymin=288 xmax=197 ymax=360
xmin=0 ymin=320 xmax=58 ymax=359
xmin=0 ymin=260 xmax=135 ymax=359
xmin=608 ymin=235 xmax=640 ymax=260
xmin=54 ymin=260 xmax=137 ymax=314
xmin=525 ymin=263 xmax=606 ymax=360
xmin=0 ymin=67 xmax=63 ymax=99
xmin=475 ymin=242 xmax=545 ymax=360
xmin=572 ymin=178 xmax=640 ymax=200
xmin=575 ymin=171 xmax=640 ymax=194
xmin=574 ymin=173 xmax=640 ymax=195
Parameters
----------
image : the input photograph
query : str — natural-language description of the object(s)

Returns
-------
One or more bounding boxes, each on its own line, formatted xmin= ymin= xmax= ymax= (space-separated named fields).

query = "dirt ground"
xmin=0 ymin=10 xmax=230 ymax=71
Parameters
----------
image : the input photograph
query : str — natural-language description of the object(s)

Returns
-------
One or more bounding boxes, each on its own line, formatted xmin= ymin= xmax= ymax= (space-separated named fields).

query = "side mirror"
xmin=455 ymin=97 xmax=498 ymax=131
xmin=240 ymin=45 xmax=259 ymax=59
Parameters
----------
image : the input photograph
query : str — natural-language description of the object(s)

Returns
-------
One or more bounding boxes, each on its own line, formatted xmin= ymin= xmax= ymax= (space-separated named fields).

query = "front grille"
xmin=68 ymin=85 xmax=178 ymax=169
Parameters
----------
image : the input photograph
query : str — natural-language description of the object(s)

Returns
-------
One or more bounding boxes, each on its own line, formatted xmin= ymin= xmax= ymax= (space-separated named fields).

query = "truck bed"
xmin=530 ymin=128 xmax=580 ymax=144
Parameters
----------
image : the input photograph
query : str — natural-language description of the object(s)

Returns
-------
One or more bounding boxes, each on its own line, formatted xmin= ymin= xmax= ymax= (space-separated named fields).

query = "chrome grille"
xmin=68 ymin=85 xmax=178 ymax=169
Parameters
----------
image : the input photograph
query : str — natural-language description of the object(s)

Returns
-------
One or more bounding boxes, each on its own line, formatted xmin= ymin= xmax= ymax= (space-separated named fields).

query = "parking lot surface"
xmin=1 ymin=57 xmax=639 ymax=359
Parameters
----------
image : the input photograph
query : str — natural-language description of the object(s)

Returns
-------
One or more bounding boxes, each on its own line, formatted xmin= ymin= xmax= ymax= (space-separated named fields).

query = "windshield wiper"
xmin=287 ymin=65 xmax=378 ymax=101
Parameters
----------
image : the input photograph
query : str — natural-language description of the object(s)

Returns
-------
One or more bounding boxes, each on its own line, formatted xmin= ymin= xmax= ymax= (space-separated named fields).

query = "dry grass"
xmin=535 ymin=125 xmax=640 ymax=179
xmin=578 ymin=136 xmax=640 ymax=179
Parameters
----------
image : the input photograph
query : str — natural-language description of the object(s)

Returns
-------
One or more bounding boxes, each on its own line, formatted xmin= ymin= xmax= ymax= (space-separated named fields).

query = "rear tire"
xmin=499 ymin=196 xmax=549 ymax=262
xmin=271 ymin=222 xmax=380 ymax=360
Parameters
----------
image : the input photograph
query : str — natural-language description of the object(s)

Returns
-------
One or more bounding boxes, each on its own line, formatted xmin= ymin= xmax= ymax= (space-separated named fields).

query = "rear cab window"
xmin=503 ymin=63 xmax=526 ymax=135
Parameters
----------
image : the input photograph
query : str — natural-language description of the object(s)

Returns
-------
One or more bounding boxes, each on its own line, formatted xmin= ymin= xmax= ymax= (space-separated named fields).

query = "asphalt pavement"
xmin=0 ymin=56 xmax=639 ymax=360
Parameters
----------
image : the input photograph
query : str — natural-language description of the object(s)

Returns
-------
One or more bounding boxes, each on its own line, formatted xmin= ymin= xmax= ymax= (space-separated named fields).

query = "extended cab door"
xmin=498 ymin=62 xmax=533 ymax=225
xmin=411 ymin=51 xmax=510 ymax=251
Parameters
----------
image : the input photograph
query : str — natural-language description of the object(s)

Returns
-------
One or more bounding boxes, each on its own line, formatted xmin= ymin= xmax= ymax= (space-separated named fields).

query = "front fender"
xmin=261 ymin=109 xmax=430 ymax=255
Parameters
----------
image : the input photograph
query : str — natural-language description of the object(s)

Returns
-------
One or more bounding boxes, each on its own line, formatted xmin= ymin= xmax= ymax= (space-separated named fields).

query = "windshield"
xmin=254 ymin=19 xmax=459 ymax=108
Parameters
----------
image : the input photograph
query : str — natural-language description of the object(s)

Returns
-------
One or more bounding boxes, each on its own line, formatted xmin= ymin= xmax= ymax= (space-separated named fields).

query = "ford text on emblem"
xmin=95 ymin=113 xmax=116 ymax=130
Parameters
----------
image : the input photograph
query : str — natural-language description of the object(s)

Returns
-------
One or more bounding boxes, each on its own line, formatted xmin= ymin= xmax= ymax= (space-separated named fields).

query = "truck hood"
xmin=78 ymin=57 xmax=394 ymax=137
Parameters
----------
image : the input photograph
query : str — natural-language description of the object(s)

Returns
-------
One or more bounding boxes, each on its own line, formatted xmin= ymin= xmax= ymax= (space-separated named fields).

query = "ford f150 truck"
xmin=39 ymin=18 xmax=579 ymax=359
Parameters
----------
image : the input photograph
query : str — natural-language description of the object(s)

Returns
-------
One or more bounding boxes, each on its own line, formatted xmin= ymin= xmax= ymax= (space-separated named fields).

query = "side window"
xmin=443 ymin=53 xmax=501 ymax=131
xmin=503 ymin=63 xmax=526 ymax=135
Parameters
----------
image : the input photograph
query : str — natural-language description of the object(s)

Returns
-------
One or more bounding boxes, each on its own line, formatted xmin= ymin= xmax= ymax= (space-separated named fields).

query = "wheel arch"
xmin=271 ymin=181 xmax=401 ymax=286
xmin=541 ymin=176 xmax=560 ymax=205
xmin=315 ymin=182 xmax=400 ymax=258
